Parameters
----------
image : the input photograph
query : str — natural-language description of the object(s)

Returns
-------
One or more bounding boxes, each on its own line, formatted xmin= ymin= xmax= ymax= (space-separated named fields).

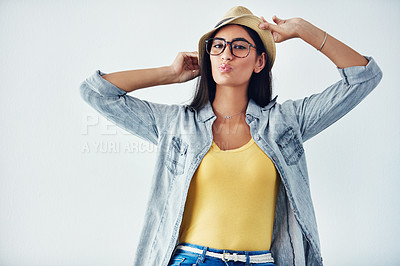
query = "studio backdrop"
xmin=0 ymin=0 xmax=399 ymax=265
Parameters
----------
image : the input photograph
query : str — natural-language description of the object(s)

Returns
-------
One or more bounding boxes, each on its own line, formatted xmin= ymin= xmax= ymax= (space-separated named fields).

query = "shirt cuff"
xmin=83 ymin=70 xmax=128 ymax=97
xmin=337 ymin=56 xmax=382 ymax=86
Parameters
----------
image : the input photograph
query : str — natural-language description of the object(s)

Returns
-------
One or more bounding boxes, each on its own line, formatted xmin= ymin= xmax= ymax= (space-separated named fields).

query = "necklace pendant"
xmin=225 ymin=115 xmax=231 ymax=119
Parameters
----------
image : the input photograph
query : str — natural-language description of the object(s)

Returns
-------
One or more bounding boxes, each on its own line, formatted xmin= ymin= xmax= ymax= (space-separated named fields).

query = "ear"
xmin=254 ymin=52 xmax=266 ymax=73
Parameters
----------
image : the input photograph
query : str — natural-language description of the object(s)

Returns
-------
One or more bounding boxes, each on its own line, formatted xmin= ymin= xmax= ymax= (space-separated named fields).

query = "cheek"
xmin=210 ymin=57 xmax=218 ymax=70
xmin=210 ymin=58 xmax=220 ymax=80
xmin=236 ymin=60 xmax=257 ymax=78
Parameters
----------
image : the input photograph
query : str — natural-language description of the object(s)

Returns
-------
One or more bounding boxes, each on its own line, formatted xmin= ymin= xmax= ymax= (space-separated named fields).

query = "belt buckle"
xmin=222 ymin=252 xmax=239 ymax=262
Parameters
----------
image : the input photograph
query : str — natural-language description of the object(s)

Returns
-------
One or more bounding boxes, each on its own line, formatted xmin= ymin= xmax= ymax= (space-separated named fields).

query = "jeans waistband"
xmin=174 ymin=242 xmax=274 ymax=264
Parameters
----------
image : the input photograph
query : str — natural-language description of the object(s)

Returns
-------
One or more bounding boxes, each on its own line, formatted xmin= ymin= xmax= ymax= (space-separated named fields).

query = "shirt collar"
xmin=196 ymin=96 xmax=278 ymax=123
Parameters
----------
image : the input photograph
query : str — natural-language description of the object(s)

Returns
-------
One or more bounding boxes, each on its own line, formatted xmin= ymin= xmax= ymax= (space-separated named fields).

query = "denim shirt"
xmin=80 ymin=56 xmax=382 ymax=266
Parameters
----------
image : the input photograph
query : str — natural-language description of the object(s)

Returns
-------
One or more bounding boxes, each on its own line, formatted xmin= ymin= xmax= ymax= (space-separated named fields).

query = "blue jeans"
xmin=168 ymin=243 xmax=275 ymax=266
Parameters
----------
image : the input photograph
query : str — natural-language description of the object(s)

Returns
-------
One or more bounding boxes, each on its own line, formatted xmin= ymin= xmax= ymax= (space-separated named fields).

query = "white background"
xmin=1 ymin=0 xmax=399 ymax=265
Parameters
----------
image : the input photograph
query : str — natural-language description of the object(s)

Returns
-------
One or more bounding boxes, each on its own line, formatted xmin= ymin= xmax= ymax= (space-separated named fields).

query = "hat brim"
xmin=198 ymin=15 xmax=276 ymax=70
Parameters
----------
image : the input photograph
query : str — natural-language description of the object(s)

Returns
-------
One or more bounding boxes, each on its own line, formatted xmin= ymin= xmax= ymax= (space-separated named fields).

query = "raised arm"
xmin=259 ymin=15 xmax=382 ymax=141
xmin=80 ymin=52 xmax=199 ymax=145
xmin=259 ymin=16 xmax=368 ymax=68
xmin=101 ymin=52 xmax=200 ymax=92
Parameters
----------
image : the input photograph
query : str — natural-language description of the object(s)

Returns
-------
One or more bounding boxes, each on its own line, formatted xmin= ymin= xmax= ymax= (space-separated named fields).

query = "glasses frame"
xmin=205 ymin=37 xmax=257 ymax=58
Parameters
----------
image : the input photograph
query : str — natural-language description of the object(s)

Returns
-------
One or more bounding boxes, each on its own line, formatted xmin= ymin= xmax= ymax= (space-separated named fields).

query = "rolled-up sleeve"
xmin=83 ymin=70 xmax=128 ymax=96
xmin=281 ymin=56 xmax=383 ymax=142
xmin=79 ymin=70 xmax=180 ymax=145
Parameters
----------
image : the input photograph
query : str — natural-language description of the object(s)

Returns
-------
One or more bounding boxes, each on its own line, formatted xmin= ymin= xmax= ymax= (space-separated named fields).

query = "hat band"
xmin=214 ymin=17 xmax=234 ymax=28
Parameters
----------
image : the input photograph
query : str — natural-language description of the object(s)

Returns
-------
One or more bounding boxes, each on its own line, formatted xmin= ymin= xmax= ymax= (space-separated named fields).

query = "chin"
xmin=213 ymin=74 xmax=234 ymax=85
xmin=215 ymin=79 xmax=236 ymax=87
xmin=212 ymin=70 xmax=251 ymax=88
xmin=215 ymin=75 xmax=248 ymax=88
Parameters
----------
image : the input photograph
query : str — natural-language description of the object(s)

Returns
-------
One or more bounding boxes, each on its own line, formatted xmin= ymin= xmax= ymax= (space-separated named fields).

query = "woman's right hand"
xmin=170 ymin=52 xmax=200 ymax=83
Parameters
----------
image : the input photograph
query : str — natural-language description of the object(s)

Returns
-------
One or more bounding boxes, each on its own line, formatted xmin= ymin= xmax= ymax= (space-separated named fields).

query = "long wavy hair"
xmin=189 ymin=24 xmax=272 ymax=111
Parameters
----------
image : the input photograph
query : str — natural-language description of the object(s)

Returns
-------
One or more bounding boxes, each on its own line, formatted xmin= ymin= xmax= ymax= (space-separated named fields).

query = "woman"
xmin=80 ymin=6 xmax=382 ymax=266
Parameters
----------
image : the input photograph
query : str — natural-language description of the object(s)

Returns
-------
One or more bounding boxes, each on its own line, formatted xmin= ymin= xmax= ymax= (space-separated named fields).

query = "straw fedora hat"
xmin=198 ymin=6 xmax=276 ymax=70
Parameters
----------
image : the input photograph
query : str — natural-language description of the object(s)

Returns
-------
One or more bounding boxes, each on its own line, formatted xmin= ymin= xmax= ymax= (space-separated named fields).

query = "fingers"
xmin=272 ymin=32 xmax=279 ymax=42
xmin=182 ymin=51 xmax=199 ymax=61
xmin=259 ymin=15 xmax=285 ymax=27
xmin=183 ymin=51 xmax=199 ymax=62
xmin=259 ymin=15 xmax=288 ymax=43
xmin=185 ymin=51 xmax=198 ymax=57
xmin=192 ymin=69 xmax=200 ymax=79
xmin=272 ymin=15 xmax=285 ymax=25
xmin=259 ymin=21 xmax=280 ymax=42
xmin=260 ymin=16 xmax=267 ymax=23
xmin=259 ymin=16 xmax=269 ymax=30
xmin=259 ymin=16 xmax=280 ymax=32
xmin=182 ymin=52 xmax=199 ymax=71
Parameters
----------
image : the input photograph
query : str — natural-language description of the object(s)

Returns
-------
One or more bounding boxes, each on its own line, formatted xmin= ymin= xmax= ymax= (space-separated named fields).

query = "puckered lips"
xmin=218 ymin=63 xmax=232 ymax=73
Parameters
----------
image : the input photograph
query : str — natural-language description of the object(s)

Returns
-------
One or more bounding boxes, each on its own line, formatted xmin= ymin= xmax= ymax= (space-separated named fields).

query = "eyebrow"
xmin=214 ymin=37 xmax=252 ymax=43
xmin=232 ymin=37 xmax=250 ymax=43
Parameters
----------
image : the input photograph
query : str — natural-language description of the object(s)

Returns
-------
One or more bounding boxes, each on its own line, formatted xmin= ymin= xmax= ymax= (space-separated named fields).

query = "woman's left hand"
xmin=259 ymin=16 xmax=303 ymax=43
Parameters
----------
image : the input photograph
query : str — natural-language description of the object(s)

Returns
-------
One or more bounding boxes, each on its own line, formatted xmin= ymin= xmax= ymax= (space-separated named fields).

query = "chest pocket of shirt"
xmin=166 ymin=136 xmax=188 ymax=175
xmin=276 ymin=127 xmax=304 ymax=166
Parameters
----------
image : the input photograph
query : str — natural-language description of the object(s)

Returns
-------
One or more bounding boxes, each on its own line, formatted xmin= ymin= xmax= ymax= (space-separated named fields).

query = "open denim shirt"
xmin=80 ymin=56 xmax=382 ymax=265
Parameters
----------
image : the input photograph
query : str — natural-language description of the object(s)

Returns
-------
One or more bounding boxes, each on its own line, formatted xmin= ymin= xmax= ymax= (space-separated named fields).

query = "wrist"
xmin=163 ymin=65 xmax=180 ymax=84
xmin=296 ymin=19 xmax=314 ymax=40
xmin=297 ymin=19 xmax=326 ymax=50
xmin=293 ymin=18 xmax=307 ymax=38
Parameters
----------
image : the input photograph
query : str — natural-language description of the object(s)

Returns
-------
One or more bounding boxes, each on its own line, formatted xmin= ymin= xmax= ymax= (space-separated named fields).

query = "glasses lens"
xmin=207 ymin=38 xmax=225 ymax=55
xmin=231 ymin=40 xmax=251 ymax=58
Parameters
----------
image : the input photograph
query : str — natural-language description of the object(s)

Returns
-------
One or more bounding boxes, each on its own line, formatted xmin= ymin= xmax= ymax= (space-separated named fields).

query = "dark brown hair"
xmin=189 ymin=25 xmax=272 ymax=111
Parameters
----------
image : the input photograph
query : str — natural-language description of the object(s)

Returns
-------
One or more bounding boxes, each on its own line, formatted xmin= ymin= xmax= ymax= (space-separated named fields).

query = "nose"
xmin=220 ymin=43 xmax=233 ymax=61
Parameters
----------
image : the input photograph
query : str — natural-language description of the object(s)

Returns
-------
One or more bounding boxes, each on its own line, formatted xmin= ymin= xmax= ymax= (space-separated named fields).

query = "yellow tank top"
xmin=179 ymin=137 xmax=280 ymax=251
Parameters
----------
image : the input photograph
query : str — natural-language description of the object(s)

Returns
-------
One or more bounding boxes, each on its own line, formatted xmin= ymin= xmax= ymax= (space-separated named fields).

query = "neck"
xmin=212 ymin=84 xmax=249 ymax=116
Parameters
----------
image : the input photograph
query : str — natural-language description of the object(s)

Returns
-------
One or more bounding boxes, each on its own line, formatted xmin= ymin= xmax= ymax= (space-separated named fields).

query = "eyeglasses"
xmin=205 ymin=37 xmax=257 ymax=58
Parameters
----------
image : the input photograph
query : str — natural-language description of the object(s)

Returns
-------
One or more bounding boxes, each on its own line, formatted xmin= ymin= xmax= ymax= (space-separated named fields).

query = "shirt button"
xmin=246 ymin=115 xmax=253 ymax=123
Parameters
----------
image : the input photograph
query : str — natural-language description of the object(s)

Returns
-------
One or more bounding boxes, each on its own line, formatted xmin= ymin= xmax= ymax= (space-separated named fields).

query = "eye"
xmin=213 ymin=43 xmax=224 ymax=49
xmin=233 ymin=44 xmax=246 ymax=50
xmin=232 ymin=40 xmax=249 ymax=50
xmin=212 ymin=40 xmax=225 ymax=49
